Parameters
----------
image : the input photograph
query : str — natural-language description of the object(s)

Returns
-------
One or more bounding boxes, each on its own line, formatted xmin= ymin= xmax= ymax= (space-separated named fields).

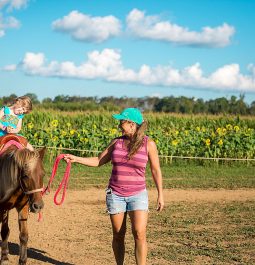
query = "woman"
xmin=64 ymin=107 xmax=164 ymax=265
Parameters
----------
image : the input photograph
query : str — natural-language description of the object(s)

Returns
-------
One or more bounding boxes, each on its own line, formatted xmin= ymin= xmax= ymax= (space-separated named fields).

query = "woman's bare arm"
xmin=64 ymin=139 xmax=117 ymax=167
xmin=148 ymin=138 xmax=164 ymax=211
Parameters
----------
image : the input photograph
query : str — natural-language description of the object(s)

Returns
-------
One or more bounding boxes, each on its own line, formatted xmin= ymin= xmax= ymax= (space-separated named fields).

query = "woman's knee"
xmin=132 ymin=229 xmax=146 ymax=241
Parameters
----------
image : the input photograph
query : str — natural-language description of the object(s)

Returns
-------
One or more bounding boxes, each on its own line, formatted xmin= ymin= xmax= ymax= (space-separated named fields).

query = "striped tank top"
xmin=109 ymin=135 xmax=149 ymax=196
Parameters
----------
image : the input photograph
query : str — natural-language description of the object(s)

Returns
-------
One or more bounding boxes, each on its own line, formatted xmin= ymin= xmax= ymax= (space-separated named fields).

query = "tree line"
xmin=1 ymin=93 xmax=255 ymax=115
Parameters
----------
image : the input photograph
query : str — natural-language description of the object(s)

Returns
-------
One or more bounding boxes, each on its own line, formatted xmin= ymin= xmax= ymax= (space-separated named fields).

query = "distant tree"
xmin=0 ymin=93 xmax=253 ymax=115
xmin=42 ymin=97 xmax=52 ymax=103
xmin=193 ymin=98 xmax=207 ymax=114
xmin=137 ymin=97 xmax=160 ymax=111
xmin=178 ymin=96 xmax=194 ymax=114
xmin=233 ymin=94 xmax=248 ymax=115
xmin=229 ymin=95 xmax=237 ymax=114
xmin=1 ymin=94 xmax=17 ymax=105
xmin=24 ymin=93 xmax=40 ymax=104
xmin=53 ymin=95 xmax=70 ymax=102
xmin=154 ymin=96 xmax=177 ymax=112
xmin=249 ymin=101 xmax=255 ymax=115
xmin=207 ymin=97 xmax=229 ymax=114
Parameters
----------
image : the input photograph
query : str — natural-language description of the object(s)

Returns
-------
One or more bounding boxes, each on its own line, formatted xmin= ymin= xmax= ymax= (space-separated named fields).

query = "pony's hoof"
xmin=18 ymin=260 xmax=26 ymax=265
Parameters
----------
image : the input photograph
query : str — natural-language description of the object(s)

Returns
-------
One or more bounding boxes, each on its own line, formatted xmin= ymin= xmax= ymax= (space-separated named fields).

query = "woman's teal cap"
xmin=112 ymin=108 xmax=143 ymax=125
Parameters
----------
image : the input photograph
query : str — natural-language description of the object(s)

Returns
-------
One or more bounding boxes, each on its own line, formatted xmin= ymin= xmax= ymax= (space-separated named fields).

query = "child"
xmin=0 ymin=96 xmax=34 ymax=150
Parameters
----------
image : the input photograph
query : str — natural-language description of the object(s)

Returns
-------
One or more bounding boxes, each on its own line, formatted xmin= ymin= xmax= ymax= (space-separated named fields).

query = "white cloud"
xmin=0 ymin=0 xmax=26 ymax=37
xmin=2 ymin=63 xmax=16 ymax=71
xmin=5 ymin=49 xmax=255 ymax=93
xmin=20 ymin=49 xmax=124 ymax=79
xmin=0 ymin=0 xmax=28 ymax=11
xmin=0 ymin=13 xmax=20 ymax=37
xmin=248 ymin=64 xmax=255 ymax=77
xmin=126 ymin=9 xmax=235 ymax=47
xmin=52 ymin=10 xmax=121 ymax=43
xmin=0 ymin=0 xmax=8 ymax=9
xmin=22 ymin=52 xmax=45 ymax=71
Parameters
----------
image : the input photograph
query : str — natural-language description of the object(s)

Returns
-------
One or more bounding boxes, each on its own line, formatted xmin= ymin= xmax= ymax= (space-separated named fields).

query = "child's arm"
xmin=0 ymin=108 xmax=6 ymax=131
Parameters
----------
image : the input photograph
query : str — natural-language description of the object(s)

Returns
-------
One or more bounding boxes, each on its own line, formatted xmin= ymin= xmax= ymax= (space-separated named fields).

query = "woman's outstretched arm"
xmin=64 ymin=139 xmax=117 ymax=167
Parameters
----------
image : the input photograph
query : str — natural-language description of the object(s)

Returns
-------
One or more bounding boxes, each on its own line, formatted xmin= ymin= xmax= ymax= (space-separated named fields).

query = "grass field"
xmin=38 ymin=151 xmax=255 ymax=264
xmin=43 ymin=152 xmax=255 ymax=190
xmin=146 ymin=200 xmax=255 ymax=264
xmin=2 ymin=109 xmax=255 ymax=264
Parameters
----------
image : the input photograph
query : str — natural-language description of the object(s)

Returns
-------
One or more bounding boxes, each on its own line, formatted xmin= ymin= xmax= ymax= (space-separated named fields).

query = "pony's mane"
xmin=14 ymin=148 xmax=39 ymax=163
xmin=15 ymin=149 xmax=40 ymax=173
xmin=4 ymin=147 xmax=40 ymax=173
xmin=0 ymin=147 xmax=44 ymax=197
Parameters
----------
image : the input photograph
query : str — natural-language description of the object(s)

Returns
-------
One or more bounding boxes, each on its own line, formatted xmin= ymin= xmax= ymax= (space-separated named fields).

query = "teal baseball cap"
xmin=112 ymin=108 xmax=143 ymax=125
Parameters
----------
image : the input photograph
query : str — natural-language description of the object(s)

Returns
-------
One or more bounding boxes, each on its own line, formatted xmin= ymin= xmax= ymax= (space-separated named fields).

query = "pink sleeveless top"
xmin=109 ymin=136 xmax=149 ymax=196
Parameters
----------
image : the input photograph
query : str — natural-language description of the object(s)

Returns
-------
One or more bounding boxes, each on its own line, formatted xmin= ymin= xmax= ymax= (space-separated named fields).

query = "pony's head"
xmin=14 ymin=147 xmax=46 ymax=213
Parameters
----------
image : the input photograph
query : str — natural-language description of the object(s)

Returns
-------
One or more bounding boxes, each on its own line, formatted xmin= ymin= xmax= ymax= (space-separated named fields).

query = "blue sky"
xmin=0 ymin=0 xmax=255 ymax=104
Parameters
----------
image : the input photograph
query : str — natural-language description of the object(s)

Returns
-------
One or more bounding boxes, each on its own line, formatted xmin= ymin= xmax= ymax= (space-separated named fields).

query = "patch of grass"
xmin=159 ymin=162 xmax=255 ymax=189
xmin=147 ymin=201 xmax=255 ymax=264
xmin=43 ymin=153 xmax=255 ymax=189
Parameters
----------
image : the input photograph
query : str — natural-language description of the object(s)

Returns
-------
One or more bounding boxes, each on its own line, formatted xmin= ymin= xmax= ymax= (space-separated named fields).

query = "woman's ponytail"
xmin=128 ymin=120 xmax=148 ymax=159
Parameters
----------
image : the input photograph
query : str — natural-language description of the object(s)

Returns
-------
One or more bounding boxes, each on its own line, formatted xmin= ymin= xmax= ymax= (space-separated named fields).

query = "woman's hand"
xmin=64 ymin=154 xmax=78 ymax=163
xmin=156 ymin=193 xmax=164 ymax=212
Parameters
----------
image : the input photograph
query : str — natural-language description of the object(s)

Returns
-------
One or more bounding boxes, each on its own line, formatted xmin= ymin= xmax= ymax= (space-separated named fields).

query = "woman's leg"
xmin=129 ymin=210 xmax=148 ymax=265
xmin=110 ymin=212 xmax=127 ymax=265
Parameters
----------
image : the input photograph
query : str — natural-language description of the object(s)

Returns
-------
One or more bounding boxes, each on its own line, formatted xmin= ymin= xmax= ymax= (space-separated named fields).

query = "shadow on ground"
xmin=1 ymin=241 xmax=74 ymax=265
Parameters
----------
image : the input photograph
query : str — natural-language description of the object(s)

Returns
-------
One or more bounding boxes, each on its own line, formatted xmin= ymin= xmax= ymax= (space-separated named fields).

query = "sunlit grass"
xmin=147 ymin=201 xmax=255 ymax=264
xmin=42 ymin=152 xmax=255 ymax=190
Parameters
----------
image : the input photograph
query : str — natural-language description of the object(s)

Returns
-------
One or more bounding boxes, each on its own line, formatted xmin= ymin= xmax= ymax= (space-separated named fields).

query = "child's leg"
xmin=26 ymin=142 xmax=34 ymax=151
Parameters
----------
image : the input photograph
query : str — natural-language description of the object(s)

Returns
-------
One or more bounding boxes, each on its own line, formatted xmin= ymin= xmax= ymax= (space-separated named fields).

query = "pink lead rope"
xmin=39 ymin=154 xmax=71 ymax=222
xmin=38 ymin=154 xmax=71 ymax=222
xmin=43 ymin=154 xmax=72 ymax=205
xmin=0 ymin=144 xmax=71 ymax=221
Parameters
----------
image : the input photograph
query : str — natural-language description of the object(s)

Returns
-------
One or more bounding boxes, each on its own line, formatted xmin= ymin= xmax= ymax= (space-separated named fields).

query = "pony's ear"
xmin=38 ymin=147 xmax=46 ymax=160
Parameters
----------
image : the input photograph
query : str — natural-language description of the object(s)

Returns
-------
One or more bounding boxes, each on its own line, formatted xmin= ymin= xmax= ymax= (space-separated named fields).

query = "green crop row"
xmin=22 ymin=110 xmax=255 ymax=159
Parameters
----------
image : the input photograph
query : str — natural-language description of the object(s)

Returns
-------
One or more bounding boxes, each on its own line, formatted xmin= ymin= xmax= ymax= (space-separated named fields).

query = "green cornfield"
xmin=22 ymin=110 xmax=255 ymax=159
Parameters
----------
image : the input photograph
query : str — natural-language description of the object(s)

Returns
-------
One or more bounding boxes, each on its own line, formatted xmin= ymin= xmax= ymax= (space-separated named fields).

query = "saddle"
xmin=0 ymin=134 xmax=28 ymax=153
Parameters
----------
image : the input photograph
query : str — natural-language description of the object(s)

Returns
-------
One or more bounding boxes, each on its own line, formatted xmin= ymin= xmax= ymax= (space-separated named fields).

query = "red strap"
xmin=0 ymin=140 xmax=23 ymax=155
xmin=43 ymin=154 xmax=72 ymax=205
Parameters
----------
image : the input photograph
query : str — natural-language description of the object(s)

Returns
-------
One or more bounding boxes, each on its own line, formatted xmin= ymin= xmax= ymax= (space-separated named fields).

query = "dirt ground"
xmin=3 ymin=188 xmax=255 ymax=265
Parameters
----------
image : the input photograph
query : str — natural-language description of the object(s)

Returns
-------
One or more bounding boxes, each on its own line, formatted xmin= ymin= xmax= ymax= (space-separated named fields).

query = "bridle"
xmin=23 ymin=189 xmax=44 ymax=195
xmin=18 ymin=170 xmax=44 ymax=195
xmin=0 ymin=140 xmax=43 ymax=195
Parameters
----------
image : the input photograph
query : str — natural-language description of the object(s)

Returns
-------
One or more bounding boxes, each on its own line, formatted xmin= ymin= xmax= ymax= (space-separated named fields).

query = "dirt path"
xmin=3 ymin=188 xmax=255 ymax=265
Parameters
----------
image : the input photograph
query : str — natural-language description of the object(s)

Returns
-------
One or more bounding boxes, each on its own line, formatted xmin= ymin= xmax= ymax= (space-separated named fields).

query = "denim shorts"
xmin=106 ymin=188 xmax=149 ymax=214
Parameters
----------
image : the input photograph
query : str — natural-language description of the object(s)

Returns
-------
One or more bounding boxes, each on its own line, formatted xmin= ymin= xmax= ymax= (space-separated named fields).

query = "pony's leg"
xmin=1 ymin=210 xmax=10 ymax=265
xmin=18 ymin=205 xmax=29 ymax=265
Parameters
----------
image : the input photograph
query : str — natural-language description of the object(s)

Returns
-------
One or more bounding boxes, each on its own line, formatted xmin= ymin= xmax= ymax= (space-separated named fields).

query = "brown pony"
xmin=0 ymin=146 xmax=46 ymax=265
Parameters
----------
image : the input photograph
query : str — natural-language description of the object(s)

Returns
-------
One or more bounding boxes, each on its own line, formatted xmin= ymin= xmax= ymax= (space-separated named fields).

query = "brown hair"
xmin=13 ymin=96 xmax=32 ymax=113
xmin=1 ymin=147 xmax=39 ymax=183
xmin=127 ymin=120 xmax=148 ymax=159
